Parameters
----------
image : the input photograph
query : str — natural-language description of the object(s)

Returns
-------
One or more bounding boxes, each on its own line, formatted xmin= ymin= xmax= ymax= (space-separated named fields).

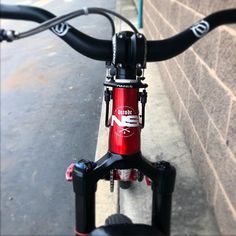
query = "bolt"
xmin=75 ymin=162 xmax=86 ymax=170
xmin=136 ymin=63 xmax=142 ymax=69
xmin=6 ymin=30 xmax=15 ymax=42
xmin=14 ymin=31 xmax=19 ymax=37
xmin=117 ymin=63 xmax=122 ymax=68
xmin=118 ymin=33 xmax=123 ymax=39
xmin=159 ymin=161 xmax=171 ymax=170
xmin=136 ymin=33 xmax=143 ymax=38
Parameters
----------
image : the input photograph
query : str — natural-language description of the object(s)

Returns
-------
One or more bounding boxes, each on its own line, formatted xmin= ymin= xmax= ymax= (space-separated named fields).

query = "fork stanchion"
xmin=72 ymin=161 xmax=97 ymax=236
xmin=151 ymin=162 xmax=176 ymax=236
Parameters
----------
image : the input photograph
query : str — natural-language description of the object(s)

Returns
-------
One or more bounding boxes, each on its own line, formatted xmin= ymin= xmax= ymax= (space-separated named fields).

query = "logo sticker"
xmin=111 ymin=106 xmax=139 ymax=138
xmin=190 ymin=20 xmax=210 ymax=38
xmin=51 ymin=23 xmax=71 ymax=36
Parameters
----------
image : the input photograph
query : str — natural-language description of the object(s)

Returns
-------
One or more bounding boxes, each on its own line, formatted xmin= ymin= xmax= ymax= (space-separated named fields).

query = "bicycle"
xmin=1 ymin=3 xmax=236 ymax=236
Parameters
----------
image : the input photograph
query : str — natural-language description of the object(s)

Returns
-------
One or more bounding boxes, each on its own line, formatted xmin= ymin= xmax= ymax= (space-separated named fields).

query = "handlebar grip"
xmin=0 ymin=29 xmax=17 ymax=42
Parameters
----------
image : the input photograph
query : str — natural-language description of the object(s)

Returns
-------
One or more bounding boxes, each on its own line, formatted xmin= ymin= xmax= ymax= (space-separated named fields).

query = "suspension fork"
xmin=151 ymin=162 xmax=176 ymax=236
xmin=68 ymin=153 xmax=176 ymax=236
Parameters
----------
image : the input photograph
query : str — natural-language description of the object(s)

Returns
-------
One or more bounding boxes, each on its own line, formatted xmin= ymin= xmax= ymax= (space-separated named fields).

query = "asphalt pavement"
xmin=1 ymin=0 xmax=115 ymax=235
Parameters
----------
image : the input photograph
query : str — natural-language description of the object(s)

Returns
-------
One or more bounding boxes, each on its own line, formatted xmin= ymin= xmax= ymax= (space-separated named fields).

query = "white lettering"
xmin=117 ymin=109 xmax=133 ymax=115
xmin=111 ymin=115 xmax=139 ymax=127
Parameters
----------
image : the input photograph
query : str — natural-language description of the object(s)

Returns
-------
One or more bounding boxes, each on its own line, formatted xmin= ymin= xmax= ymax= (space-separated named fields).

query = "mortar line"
xmin=214 ymin=27 xmax=222 ymax=71
xmin=224 ymin=98 xmax=233 ymax=145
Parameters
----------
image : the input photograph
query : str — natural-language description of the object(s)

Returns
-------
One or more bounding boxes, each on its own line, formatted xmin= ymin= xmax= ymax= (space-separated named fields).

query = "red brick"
xmin=153 ymin=11 xmax=169 ymax=38
xmin=182 ymin=50 xmax=202 ymax=94
xmin=177 ymin=2 xmax=195 ymax=32
xmin=187 ymin=0 xmax=236 ymax=16
xmin=214 ymin=187 xmax=236 ymax=235
xmin=167 ymin=1 xmax=181 ymax=32
xmin=176 ymin=51 xmax=185 ymax=67
xmin=207 ymin=121 xmax=236 ymax=208
xmin=227 ymin=100 xmax=236 ymax=157
xmin=188 ymin=89 xmax=209 ymax=146
xmin=143 ymin=10 xmax=155 ymax=40
xmin=166 ymin=59 xmax=189 ymax=106
xmin=144 ymin=1 xmax=164 ymax=40
xmin=193 ymin=29 xmax=220 ymax=70
xmin=192 ymin=134 xmax=217 ymax=205
xmin=158 ymin=62 xmax=181 ymax=119
xmin=151 ymin=0 xmax=170 ymax=21
xmin=209 ymin=1 xmax=236 ymax=15
xmin=179 ymin=103 xmax=195 ymax=151
xmin=216 ymin=29 xmax=236 ymax=97
xmin=151 ymin=7 xmax=175 ymax=38
xmin=199 ymin=66 xmax=231 ymax=138
xmin=176 ymin=0 xmax=189 ymax=5
xmin=187 ymin=0 xmax=211 ymax=16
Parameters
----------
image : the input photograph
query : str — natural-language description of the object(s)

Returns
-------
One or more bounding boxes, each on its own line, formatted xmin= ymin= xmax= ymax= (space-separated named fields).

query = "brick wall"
xmin=142 ymin=0 xmax=236 ymax=234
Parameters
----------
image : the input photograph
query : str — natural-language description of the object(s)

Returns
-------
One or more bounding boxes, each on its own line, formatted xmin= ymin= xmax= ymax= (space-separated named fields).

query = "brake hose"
xmin=6 ymin=7 xmax=138 ymax=41
xmin=91 ymin=12 xmax=115 ymax=36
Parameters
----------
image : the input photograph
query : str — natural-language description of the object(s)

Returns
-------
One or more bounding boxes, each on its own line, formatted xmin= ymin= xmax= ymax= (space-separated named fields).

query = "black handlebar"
xmin=1 ymin=4 xmax=236 ymax=62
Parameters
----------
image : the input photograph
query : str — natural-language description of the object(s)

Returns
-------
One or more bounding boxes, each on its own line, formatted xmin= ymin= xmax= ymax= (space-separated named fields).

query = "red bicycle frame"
xmin=109 ymin=88 xmax=140 ymax=155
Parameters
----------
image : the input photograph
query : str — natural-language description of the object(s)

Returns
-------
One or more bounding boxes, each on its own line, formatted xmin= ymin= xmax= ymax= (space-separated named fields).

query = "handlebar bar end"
xmin=0 ymin=29 xmax=19 ymax=42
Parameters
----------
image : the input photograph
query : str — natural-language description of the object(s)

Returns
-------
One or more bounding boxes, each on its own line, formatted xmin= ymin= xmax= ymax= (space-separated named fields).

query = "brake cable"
xmin=94 ymin=12 xmax=115 ymax=36
xmin=2 ymin=7 xmax=138 ymax=41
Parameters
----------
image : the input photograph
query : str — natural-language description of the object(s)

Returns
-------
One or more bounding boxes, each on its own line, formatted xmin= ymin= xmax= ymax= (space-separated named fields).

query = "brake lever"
xmin=0 ymin=29 xmax=18 ymax=42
